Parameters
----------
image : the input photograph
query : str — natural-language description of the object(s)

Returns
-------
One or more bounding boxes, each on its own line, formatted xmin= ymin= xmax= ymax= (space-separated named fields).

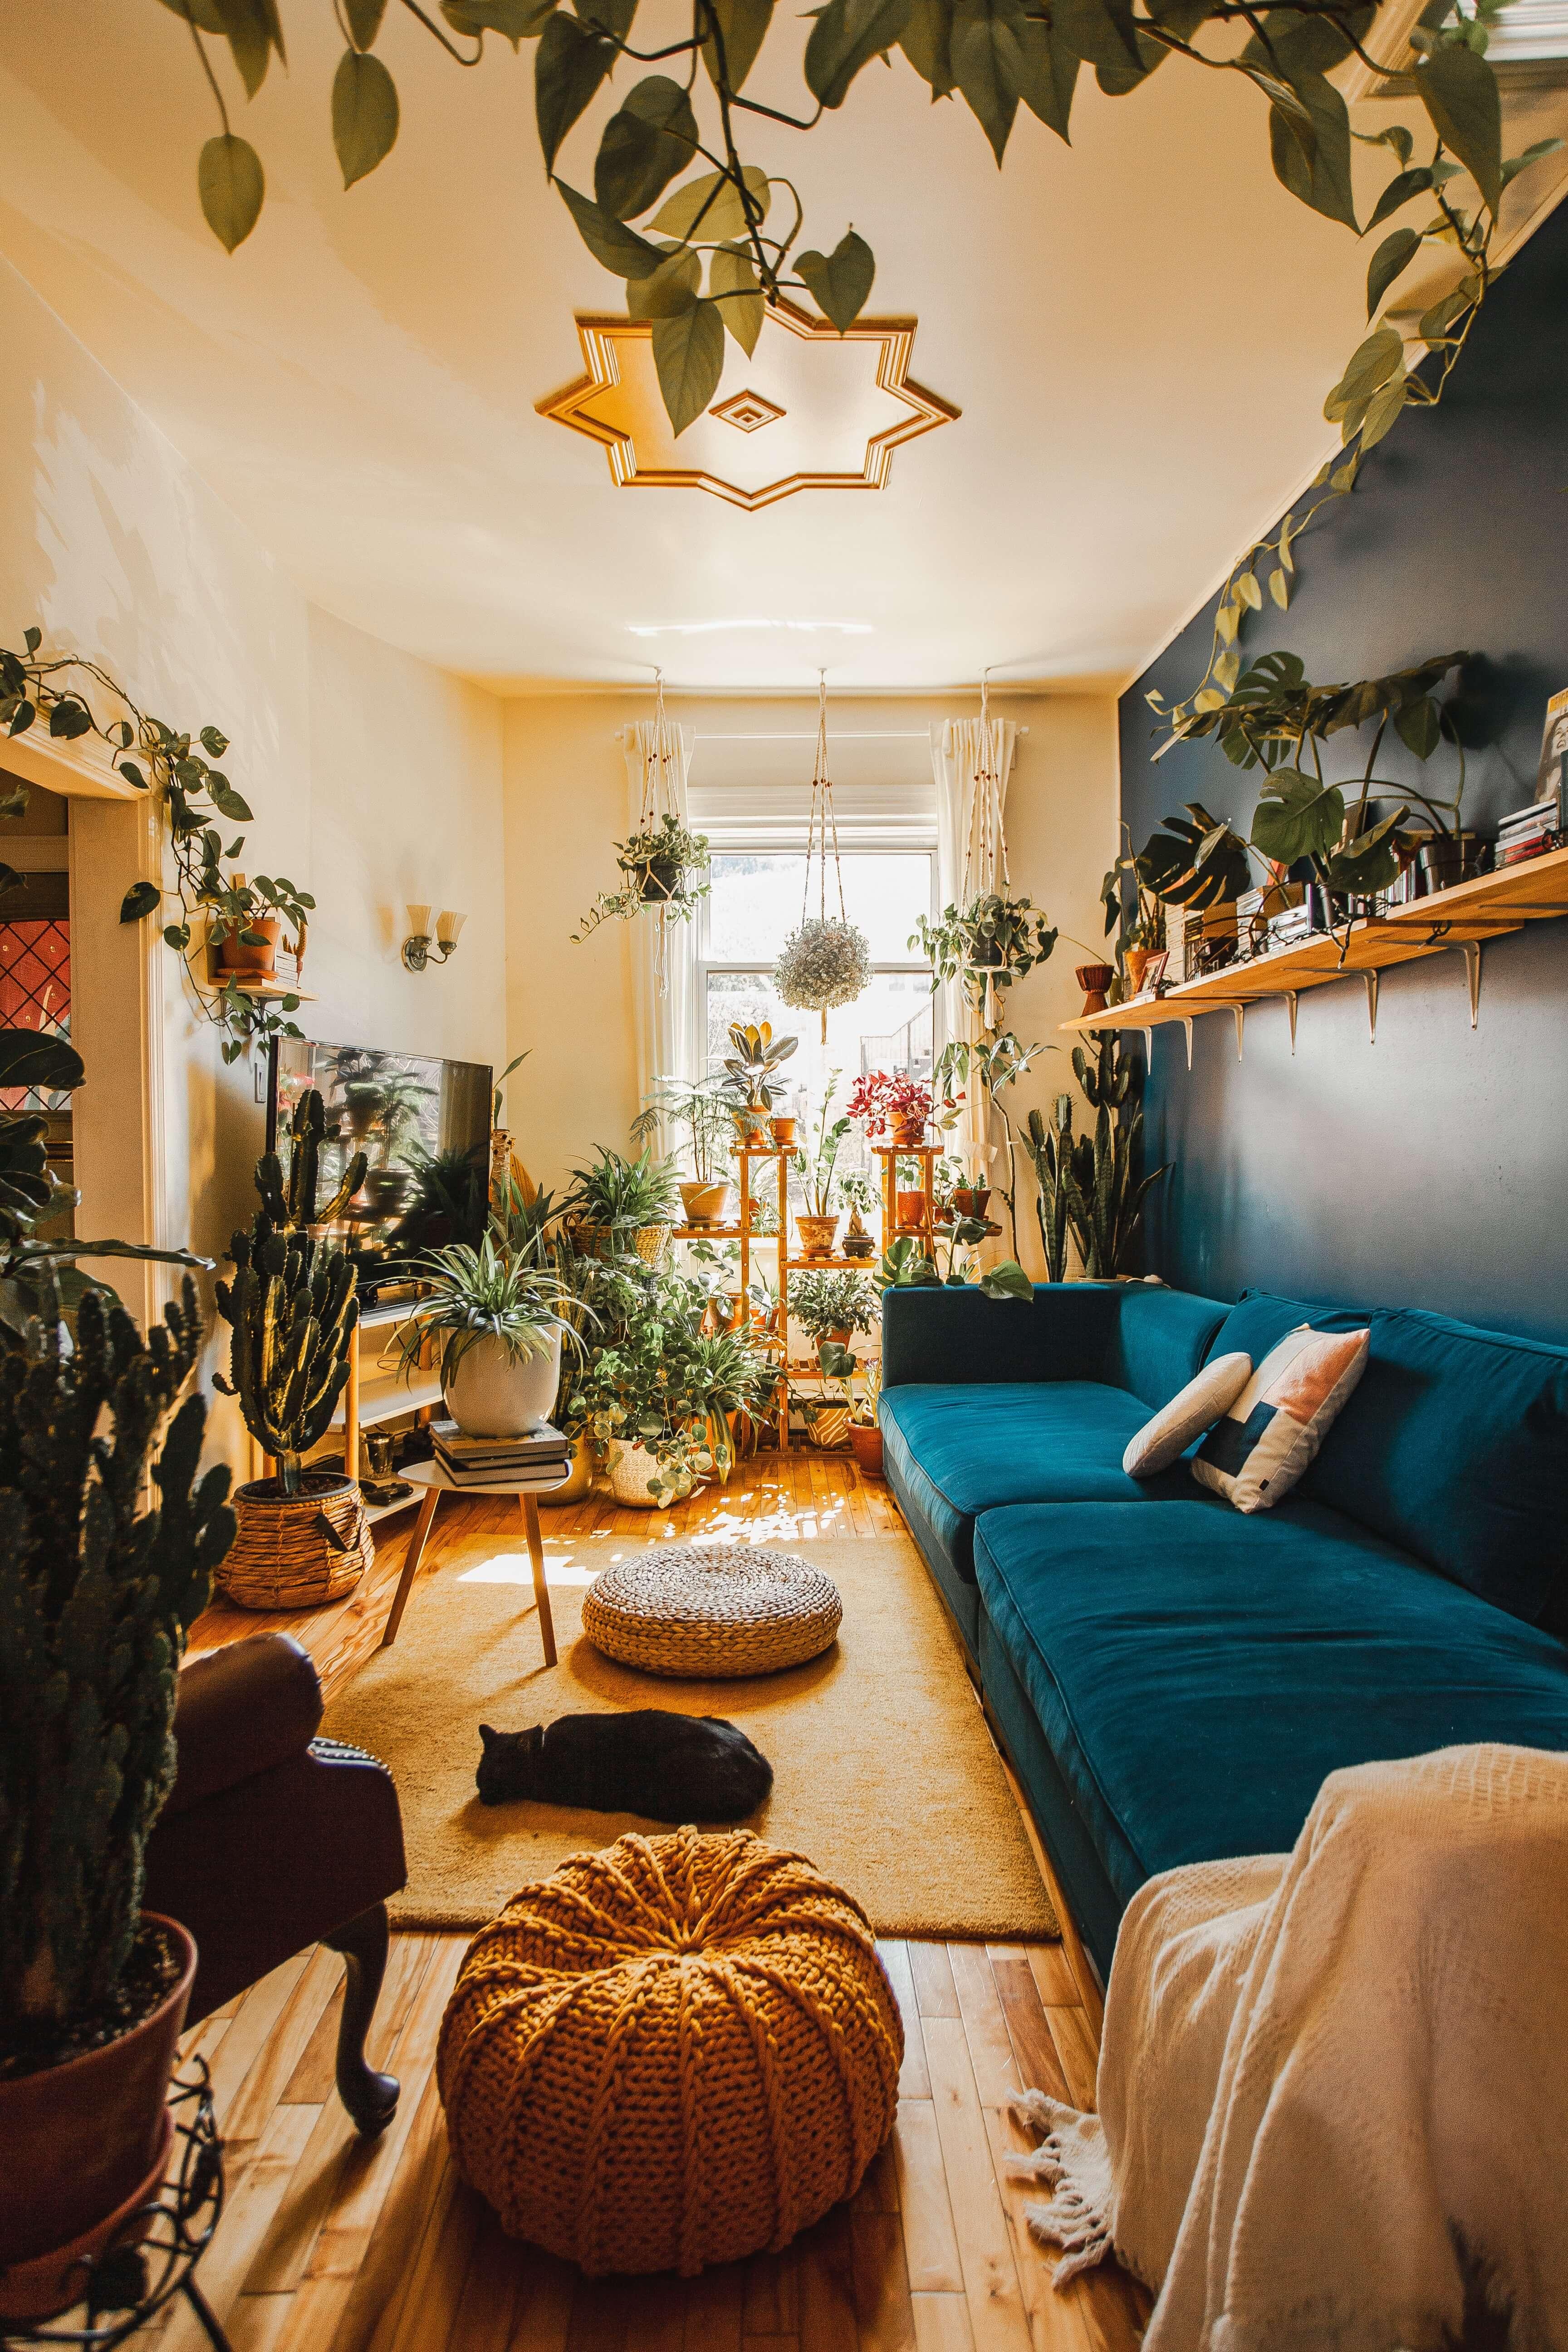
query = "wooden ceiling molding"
xmin=536 ymin=297 xmax=958 ymax=510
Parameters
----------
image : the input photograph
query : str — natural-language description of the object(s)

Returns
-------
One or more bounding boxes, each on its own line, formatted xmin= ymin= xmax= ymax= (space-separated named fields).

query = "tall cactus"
xmin=255 ymin=1087 xmax=366 ymax=1231
xmin=0 ymin=1279 xmax=235 ymax=2038
xmin=1023 ymin=1096 xmax=1075 ymax=1284
xmin=214 ymin=1216 xmax=359 ymax=1492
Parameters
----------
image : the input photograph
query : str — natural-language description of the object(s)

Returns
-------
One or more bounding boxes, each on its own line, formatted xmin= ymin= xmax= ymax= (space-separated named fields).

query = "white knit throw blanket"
xmin=1007 ymin=1744 xmax=1568 ymax=2352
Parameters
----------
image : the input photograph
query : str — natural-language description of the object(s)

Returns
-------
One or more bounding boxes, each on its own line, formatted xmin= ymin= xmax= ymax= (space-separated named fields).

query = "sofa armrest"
xmin=881 ymin=1284 xmax=1127 ymax=1388
xmin=165 ymin=1633 xmax=324 ymax=1822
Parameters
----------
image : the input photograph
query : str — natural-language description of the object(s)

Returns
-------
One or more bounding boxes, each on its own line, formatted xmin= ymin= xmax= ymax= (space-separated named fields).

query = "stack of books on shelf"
xmin=1266 ymin=898 xmax=1320 ymax=950
xmin=1494 ymin=792 xmax=1562 ymax=868
xmin=431 ymin=1419 xmax=571 ymax=1485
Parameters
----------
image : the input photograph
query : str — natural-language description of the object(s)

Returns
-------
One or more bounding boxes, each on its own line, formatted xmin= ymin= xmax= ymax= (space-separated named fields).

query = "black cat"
xmin=476 ymin=1710 xmax=773 ymax=1823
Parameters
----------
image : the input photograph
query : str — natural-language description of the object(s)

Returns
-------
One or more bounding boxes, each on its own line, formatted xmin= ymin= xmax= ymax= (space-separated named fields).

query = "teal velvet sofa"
xmin=880 ymin=1282 xmax=1568 ymax=1980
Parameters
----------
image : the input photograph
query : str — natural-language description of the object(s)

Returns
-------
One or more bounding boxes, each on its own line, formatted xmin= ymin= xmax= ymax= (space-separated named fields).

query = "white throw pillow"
xmin=1193 ymin=1324 xmax=1370 ymax=1513
xmin=1122 ymin=1353 xmax=1253 ymax=1477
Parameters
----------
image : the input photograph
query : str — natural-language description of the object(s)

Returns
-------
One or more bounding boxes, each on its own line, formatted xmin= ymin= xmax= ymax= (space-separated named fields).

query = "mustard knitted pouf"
xmin=581 ymin=1544 xmax=843 ymax=1678
xmin=437 ymin=1827 xmax=904 ymax=2276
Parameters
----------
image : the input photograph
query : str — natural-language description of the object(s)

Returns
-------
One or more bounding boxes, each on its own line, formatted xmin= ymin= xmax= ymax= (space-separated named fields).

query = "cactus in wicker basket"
xmin=0 ymin=1278 xmax=235 ymax=2043
xmin=214 ymin=1217 xmax=360 ymax=1493
xmin=256 ymin=1087 xmax=366 ymax=1231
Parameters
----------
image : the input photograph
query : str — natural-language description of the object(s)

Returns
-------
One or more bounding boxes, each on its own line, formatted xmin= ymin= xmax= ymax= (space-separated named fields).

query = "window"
xmin=696 ymin=848 xmax=937 ymax=1156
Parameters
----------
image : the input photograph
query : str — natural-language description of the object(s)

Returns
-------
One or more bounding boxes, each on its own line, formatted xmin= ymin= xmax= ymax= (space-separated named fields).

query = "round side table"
xmin=380 ymin=1458 xmax=569 ymax=1666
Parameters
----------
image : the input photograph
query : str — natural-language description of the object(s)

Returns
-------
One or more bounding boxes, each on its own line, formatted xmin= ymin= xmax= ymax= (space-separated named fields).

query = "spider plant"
xmin=392 ymin=1234 xmax=581 ymax=1387
xmin=564 ymin=1145 xmax=681 ymax=1233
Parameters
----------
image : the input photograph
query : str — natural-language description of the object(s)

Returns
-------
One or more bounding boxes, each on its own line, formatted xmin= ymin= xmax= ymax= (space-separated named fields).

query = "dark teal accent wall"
xmin=1119 ymin=196 xmax=1568 ymax=1343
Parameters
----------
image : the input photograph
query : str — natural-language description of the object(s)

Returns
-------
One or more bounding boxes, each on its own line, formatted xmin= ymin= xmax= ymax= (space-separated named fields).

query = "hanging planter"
xmin=571 ymin=680 xmax=708 ymax=998
xmin=772 ymin=675 xmax=872 ymax=1042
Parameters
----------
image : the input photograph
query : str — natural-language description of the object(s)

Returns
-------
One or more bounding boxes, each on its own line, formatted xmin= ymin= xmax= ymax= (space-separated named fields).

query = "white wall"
xmin=503 ymin=689 xmax=1118 ymax=1272
xmin=0 ymin=253 xmax=506 ymax=1465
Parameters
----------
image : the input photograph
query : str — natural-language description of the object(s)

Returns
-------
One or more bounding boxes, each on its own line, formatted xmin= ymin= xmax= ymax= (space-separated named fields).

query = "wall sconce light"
xmin=402 ymin=905 xmax=466 ymax=973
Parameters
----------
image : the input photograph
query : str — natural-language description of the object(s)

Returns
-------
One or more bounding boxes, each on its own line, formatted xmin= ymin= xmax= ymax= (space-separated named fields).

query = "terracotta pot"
xmin=1076 ymin=962 xmax=1115 ymax=1016
xmin=1125 ymin=946 xmax=1152 ymax=995
xmin=890 ymin=1119 xmax=928 ymax=1150
xmin=951 ymin=1187 xmax=990 ymax=1218
xmin=732 ymin=1107 xmax=768 ymax=1145
xmin=217 ymin=915 xmax=280 ymax=977
xmin=0 ymin=1915 xmax=196 ymax=2323
xmin=767 ymin=1116 xmax=798 ymax=1148
xmin=679 ymin=1179 xmax=733 ymax=1228
xmin=849 ymin=1421 xmax=884 ymax=1479
xmin=795 ymin=1213 xmax=841 ymax=1259
xmin=823 ymin=1326 xmax=853 ymax=1349
xmin=896 ymin=1190 xmax=928 ymax=1233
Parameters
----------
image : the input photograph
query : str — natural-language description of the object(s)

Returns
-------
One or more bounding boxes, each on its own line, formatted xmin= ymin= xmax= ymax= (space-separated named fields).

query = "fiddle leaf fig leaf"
xmin=346 ymin=0 xmax=388 ymax=47
xmin=594 ymin=76 xmax=699 ymax=220
xmin=536 ymin=9 xmax=617 ymax=176
xmin=701 ymin=0 xmax=774 ymax=90
xmin=795 ymin=228 xmax=875 ymax=330
xmin=805 ymin=0 xmax=913 ymax=109
xmin=332 ymin=49 xmax=400 ymax=189
xmin=198 ymin=133 xmax=265 ymax=251
xmin=650 ymin=165 xmax=770 ymax=240
xmin=557 ymin=180 xmax=665 ymax=274
xmin=710 ymin=242 xmax=764 ymax=353
xmin=652 ymin=298 xmax=726 ymax=434
xmin=1366 ymin=225 xmax=1420 ymax=316
xmin=1417 ymin=38 xmax=1501 ymax=213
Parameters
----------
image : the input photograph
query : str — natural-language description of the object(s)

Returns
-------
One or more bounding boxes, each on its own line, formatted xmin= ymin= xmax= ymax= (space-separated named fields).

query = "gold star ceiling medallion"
xmin=537 ymin=297 xmax=957 ymax=510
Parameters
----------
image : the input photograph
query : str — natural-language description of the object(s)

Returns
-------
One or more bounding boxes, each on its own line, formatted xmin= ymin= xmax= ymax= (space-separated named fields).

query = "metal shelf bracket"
xmin=1285 ymin=990 xmax=1299 ymax=1055
xmin=1454 ymin=938 xmax=1482 ymax=1028
xmin=1364 ymin=970 xmax=1379 ymax=1044
xmin=1182 ymin=1016 xmax=1195 ymax=1071
xmin=1231 ymin=1003 xmax=1245 ymax=1062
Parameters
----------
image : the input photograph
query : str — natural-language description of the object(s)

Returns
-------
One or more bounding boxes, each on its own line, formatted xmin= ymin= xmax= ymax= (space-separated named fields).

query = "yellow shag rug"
xmin=320 ymin=1529 xmax=1058 ymax=1940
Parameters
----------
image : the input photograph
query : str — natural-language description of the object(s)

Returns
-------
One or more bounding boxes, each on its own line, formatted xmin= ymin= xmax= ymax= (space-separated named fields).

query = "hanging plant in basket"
xmin=774 ymin=676 xmax=872 ymax=1041
xmin=572 ymin=813 xmax=710 ymax=940
xmin=913 ymin=891 xmax=1058 ymax=1007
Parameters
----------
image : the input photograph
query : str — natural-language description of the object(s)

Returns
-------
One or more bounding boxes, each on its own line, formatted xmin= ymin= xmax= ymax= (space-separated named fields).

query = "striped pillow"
xmin=1193 ymin=1325 xmax=1370 ymax=1513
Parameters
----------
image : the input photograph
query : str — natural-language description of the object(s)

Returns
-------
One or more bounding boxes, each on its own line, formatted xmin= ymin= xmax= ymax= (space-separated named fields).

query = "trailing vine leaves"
xmin=142 ymin=0 xmax=1558 ymax=454
xmin=0 ymin=628 xmax=310 ymax=1064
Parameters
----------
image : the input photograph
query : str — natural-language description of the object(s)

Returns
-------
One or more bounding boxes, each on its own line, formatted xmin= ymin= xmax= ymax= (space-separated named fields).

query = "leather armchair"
xmin=144 ymin=1632 xmax=408 ymax=2134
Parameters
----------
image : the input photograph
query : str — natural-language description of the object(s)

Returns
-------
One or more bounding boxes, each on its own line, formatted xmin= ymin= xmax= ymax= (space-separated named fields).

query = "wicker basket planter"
xmin=607 ymin=1439 xmax=665 ymax=1508
xmin=216 ymin=1471 xmax=374 ymax=1611
xmin=806 ymin=1404 xmax=853 ymax=1451
xmin=572 ymin=1221 xmax=672 ymax=1269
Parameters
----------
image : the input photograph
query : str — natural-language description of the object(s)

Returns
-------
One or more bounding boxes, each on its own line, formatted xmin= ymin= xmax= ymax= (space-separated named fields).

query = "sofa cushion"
xmin=1204 ymin=1289 xmax=1370 ymax=1368
xmin=973 ymin=1498 xmax=1568 ymax=1911
xmin=1300 ymin=1307 xmax=1568 ymax=1627
xmin=880 ymin=1382 xmax=1195 ymax=1588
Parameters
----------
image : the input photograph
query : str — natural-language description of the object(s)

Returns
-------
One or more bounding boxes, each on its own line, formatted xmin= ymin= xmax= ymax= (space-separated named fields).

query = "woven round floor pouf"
xmin=437 ymin=1828 xmax=902 ymax=2276
xmin=581 ymin=1544 xmax=842 ymax=1678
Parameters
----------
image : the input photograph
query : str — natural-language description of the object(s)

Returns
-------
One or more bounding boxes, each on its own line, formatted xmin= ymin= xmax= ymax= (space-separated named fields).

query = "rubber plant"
xmin=0 ymin=626 xmax=313 ymax=1063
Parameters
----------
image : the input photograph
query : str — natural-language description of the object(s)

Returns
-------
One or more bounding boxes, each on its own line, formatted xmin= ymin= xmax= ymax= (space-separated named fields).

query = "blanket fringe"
xmin=1006 ymin=2088 xmax=1115 ymax=2288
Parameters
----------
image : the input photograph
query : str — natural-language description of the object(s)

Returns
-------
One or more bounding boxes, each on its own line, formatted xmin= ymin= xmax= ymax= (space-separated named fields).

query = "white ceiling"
xmin=0 ymin=5 xmax=1558 ymax=692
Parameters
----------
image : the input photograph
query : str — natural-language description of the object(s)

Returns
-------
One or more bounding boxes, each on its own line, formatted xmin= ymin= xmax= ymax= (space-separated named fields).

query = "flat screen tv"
xmin=267 ymin=1037 xmax=492 ymax=1295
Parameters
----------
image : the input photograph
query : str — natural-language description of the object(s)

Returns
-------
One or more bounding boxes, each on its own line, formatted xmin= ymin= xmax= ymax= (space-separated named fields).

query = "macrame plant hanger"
xmin=641 ymin=669 xmax=682 ymax=999
xmin=964 ymin=669 xmax=1012 ymax=1033
xmin=802 ymin=672 xmax=849 ymax=1043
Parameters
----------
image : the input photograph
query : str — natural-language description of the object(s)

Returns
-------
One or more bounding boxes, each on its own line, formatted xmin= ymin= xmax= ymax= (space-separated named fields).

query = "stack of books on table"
xmin=431 ymin=1420 xmax=571 ymax=1486
xmin=1494 ymin=792 xmax=1562 ymax=868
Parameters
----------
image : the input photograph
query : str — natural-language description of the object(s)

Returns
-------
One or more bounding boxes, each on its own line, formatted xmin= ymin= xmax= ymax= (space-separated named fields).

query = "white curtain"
xmin=625 ymin=717 xmax=697 ymax=1147
xmin=930 ymin=713 xmax=1018 ymax=1167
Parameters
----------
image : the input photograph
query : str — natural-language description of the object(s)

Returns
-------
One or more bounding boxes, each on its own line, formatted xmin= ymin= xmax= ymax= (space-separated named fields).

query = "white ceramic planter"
xmin=607 ymin=1438 xmax=664 ymax=1508
xmin=443 ymin=1328 xmax=561 ymax=1438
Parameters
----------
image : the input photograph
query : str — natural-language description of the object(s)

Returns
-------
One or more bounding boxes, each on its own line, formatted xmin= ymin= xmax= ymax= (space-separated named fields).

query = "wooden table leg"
xmin=381 ymin=1488 xmax=439 ymax=1648
xmin=519 ymin=1492 xmax=557 ymax=1668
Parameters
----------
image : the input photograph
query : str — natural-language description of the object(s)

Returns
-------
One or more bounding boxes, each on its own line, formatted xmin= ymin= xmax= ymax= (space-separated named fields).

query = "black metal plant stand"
xmin=2 ymin=2063 xmax=230 ymax=2352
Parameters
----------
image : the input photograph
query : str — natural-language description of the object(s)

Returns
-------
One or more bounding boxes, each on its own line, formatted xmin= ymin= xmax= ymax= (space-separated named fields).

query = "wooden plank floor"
xmin=177 ymin=1455 xmax=1151 ymax=2351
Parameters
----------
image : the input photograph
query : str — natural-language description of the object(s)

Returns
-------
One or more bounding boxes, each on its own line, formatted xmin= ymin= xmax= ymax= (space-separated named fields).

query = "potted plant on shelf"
xmin=798 ymin=1338 xmax=857 ymax=1452
xmin=392 ymin=1232 xmax=582 ymax=1437
xmin=633 ymin=1076 xmax=737 ymax=1228
xmin=789 ymin=1268 xmax=877 ymax=1354
xmin=791 ymin=1080 xmax=849 ymax=1259
xmin=722 ymin=1021 xmax=799 ymax=1145
xmin=206 ymin=868 xmax=314 ymax=980
xmin=573 ymin=813 xmax=711 ymax=941
xmin=847 ymin=1068 xmax=934 ymax=1151
xmin=837 ymin=1170 xmax=879 ymax=1259
xmin=0 ymin=1031 xmax=236 ymax=2324
xmin=564 ymin=1144 xmax=681 ymax=1266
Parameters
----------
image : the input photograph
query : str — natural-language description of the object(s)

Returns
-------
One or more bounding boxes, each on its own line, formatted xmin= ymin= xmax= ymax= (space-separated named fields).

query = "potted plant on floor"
xmin=564 ymin=1145 xmax=681 ymax=1266
xmin=1057 ymin=1038 xmax=1171 ymax=1279
xmin=633 ymin=1077 xmax=738 ymax=1229
xmin=792 ymin=1081 xmax=850 ymax=1259
xmin=213 ymin=1195 xmax=370 ymax=1610
xmin=573 ymin=1262 xmax=768 ymax=1505
xmin=790 ymin=1268 xmax=877 ymax=1355
xmin=392 ymin=1231 xmax=583 ymax=1437
xmin=815 ymin=1341 xmax=884 ymax=1473
xmin=0 ymin=1035 xmax=236 ymax=2323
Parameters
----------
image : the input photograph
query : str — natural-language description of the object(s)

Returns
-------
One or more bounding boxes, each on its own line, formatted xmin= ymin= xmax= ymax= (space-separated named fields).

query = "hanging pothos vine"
xmin=0 ymin=627 xmax=313 ymax=1063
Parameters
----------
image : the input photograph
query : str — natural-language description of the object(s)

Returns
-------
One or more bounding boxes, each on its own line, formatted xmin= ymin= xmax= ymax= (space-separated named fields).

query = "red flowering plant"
xmin=846 ymin=1070 xmax=961 ymax=1142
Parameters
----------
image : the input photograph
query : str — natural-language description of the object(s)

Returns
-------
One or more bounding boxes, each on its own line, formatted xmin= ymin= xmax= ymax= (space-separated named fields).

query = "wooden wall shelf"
xmin=1060 ymin=846 xmax=1568 ymax=1050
